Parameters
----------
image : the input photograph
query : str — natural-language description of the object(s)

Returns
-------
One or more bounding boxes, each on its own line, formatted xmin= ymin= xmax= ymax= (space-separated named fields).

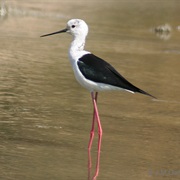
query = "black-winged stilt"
xmin=41 ymin=19 xmax=155 ymax=179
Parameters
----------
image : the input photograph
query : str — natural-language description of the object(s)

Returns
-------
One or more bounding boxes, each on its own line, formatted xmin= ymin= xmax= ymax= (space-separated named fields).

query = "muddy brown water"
xmin=0 ymin=1 xmax=180 ymax=180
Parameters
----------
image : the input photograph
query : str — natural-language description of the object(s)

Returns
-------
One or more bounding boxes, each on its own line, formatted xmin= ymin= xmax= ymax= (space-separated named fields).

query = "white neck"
xmin=68 ymin=35 xmax=90 ymax=64
xmin=70 ymin=36 xmax=86 ymax=52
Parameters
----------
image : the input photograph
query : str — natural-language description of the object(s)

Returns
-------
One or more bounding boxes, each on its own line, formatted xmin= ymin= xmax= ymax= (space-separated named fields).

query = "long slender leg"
xmin=88 ymin=92 xmax=98 ymax=150
xmin=88 ymin=92 xmax=98 ymax=179
xmin=91 ymin=92 xmax=102 ymax=150
xmin=91 ymin=92 xmax=102 ymax=180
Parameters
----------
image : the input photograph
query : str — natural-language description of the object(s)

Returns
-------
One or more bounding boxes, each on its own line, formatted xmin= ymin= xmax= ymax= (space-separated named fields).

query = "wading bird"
xmin=41 ymin=19 xmax=155 ymax=179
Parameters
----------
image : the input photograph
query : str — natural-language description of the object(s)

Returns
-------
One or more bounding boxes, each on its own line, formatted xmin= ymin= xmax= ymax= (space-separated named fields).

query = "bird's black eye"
xmin=71 ymin=25 xmax=75 ymax=28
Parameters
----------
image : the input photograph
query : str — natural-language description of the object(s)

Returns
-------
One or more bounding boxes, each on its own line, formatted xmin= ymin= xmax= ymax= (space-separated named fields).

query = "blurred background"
xmin=0 ymin=0 xmax=180 ymax=179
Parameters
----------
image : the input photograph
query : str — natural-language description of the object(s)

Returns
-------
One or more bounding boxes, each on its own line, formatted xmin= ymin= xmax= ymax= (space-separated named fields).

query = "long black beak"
xmin=40 ymin=28 xmax=67 ymax=37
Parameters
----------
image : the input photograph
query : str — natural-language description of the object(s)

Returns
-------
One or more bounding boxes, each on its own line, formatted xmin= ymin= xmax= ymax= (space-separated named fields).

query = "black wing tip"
xmin=138 ymin=89 xmax=157 ymax=99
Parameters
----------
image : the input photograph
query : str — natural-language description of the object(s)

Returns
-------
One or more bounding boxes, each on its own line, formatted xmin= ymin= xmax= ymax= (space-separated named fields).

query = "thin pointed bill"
xmin=40 ymin=28 xmax=68 ymax=37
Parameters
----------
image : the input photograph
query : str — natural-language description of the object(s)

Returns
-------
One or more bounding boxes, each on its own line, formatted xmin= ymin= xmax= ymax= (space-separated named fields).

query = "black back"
xmin=78 ymin=54 xmax=155 ymax=98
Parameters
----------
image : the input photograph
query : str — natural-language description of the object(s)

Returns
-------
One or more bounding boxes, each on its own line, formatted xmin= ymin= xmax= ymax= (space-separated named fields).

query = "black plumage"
xmin=78 ymin=54 xmax=155 ymax=98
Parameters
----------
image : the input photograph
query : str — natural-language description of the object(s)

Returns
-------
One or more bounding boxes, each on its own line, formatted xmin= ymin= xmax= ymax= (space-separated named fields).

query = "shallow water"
xmin=0 ymin=0 xmax=180 ymax=180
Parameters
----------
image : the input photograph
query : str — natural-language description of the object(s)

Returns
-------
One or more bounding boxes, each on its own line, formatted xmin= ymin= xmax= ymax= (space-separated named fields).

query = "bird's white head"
xmin=40 ymin=19 xmax=89 ymax=39
xmin=66 ymin=19 xmax=88 ymax=38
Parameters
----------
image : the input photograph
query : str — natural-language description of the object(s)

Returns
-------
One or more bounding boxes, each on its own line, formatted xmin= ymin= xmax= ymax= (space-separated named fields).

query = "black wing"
xmin=78 ymin=53 xmax=155 ymax=98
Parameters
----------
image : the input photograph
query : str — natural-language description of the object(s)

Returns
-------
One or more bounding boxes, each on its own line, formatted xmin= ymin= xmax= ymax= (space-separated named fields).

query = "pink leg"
xmin=88 ymin=92 xmax=98 ymax=150
xmin=91 ymin=92 xmax=102 ymax=180
xmin=88 ymin=92 xmax=98 ymax=179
